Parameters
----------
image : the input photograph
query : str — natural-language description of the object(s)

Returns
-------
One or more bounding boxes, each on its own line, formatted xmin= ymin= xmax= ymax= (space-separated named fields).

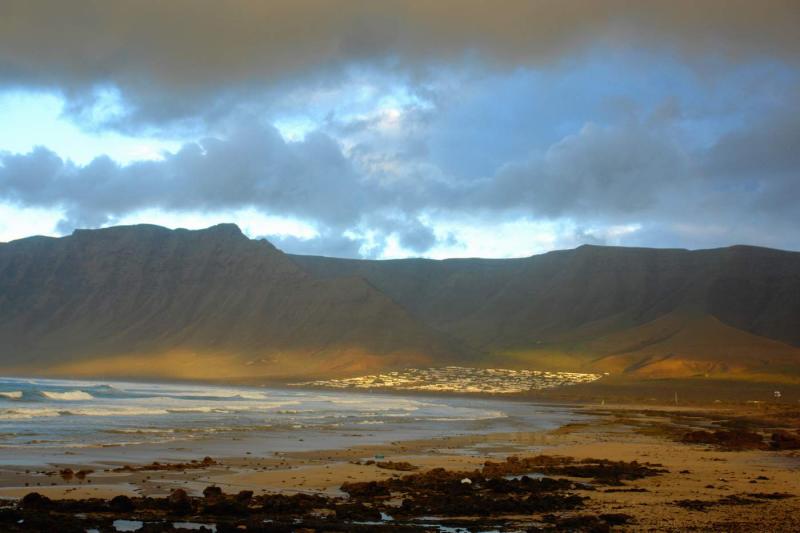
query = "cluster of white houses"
xmin=292 ymin=366 xmax=603 ymax=394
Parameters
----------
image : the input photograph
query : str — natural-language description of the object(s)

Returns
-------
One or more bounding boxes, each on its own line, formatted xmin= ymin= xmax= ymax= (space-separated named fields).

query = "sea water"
xmin=0 ymin=376 xmax=580 ymax=465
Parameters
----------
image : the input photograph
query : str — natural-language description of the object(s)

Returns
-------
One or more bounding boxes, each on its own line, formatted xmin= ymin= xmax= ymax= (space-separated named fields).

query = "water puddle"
xmin=112 ymin=520 xmax=143 ymax=532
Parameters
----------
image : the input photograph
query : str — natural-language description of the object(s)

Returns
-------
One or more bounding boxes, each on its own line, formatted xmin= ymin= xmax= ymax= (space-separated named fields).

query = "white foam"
xmin=41 ymin=390 xmax=94 ymax=401
xmin=0 ymin=408 xmax=62 ymax=419
xmin=64 ymin=407 xmax=169 ymax=417
xmin=235 ymin=392 xmax=269 ymax=400
xmin=0 ymin=406 xmax=171 ymax=420
xmin=146 ymin=388 xmax=268 ymax=400
xmin=166 ymin=406 xmax=216 ymax=413
xmin=106 ymin=428 xmax=175 ymax=434
xmin=0 ymin=391 xmax=22 ymax=399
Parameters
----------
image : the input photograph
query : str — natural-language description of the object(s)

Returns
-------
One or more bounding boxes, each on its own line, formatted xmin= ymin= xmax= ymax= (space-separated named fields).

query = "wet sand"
xmin=0 ymin=402 xmax=798 ymax=530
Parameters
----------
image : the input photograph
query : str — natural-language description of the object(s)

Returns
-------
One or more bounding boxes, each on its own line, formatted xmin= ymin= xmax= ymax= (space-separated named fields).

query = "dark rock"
xmin=599 ymin=513 xmax=633 ymax=525
xmin=20 ymin=492 xmax=52 ymax=510
xmin=770 ymin=430 xmax=800 ymax=450
xmin=341 ymin=480 xmax=391 ymax=499
xmin=0 ymin=508 xmax=23 ymax=525
xmin=554 ymin=514 xmax=611 ymax=532
xmin=203 ymin=485 xmax=223 ymax=502
xmin=110 ymin=494 xmax=135 ymax=512
xmin=482 ymin=455 xmax=666 ymax=485
xmin=335 ymin=502 xmax=381 ymax=521
xmin=681 ymin=430 xmax=765 ymax=450
xmin=168 ymin=488 xmax=192 ymax=514
xmin=746 ymin=492 xmax=794 ymax=500
xmin=113 ymin=458 xmax=218 ymax=473
xmin=259 ymin=493 xmax=330 ymax=515
xmin=235 ymin=490 xmax=254 ymax=504
xmin=375 ymin=461 xmax=418 ymax=471
xmin=675 ymin=493 xmax=779 ymax=511
xmin=75 ymin=469 xmax=93 ymax=480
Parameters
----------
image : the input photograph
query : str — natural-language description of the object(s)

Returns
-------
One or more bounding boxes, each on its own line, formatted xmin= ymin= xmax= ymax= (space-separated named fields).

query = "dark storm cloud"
xmin=0 ymin=121 xmax=366 ymax=231
xmin=396 ymin=220 xmax=437 ymax=253
xmin=2 ymin=104 xmax=794 ymax=253
xmin=0 ymin=116 xmax=451 ymax=254
xmin=703 ymin=97 xmax=800 ymax=224
xmin=1 ymin=1 xmax=799 ymax=255
xmin=475 ymin=120 xmax=691 ymax=218
xmin=495 ymin=105 xmax=800 ymax=251
xmin=705 ymin=104 xmax=800 ymax=179
xmin=268 ymin=233 xmax=365 ymax=259
xmin=2 ymin=86 xmax=800 ymax=254
xmin=1 ymin=0 xmax=798 ymax=128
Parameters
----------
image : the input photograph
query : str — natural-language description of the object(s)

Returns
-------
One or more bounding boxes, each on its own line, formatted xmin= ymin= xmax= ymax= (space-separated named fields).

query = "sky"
xmin=0 ymin=1 xmax=798 ymax=259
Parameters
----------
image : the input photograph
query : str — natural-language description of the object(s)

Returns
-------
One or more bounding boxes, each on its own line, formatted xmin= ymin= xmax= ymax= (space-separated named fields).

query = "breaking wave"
xmin=40 ymin=390 xmax=94 ymax=401
xmin=0 ymin=376 xmax=553 ymax=452
xmin=0 ymin=406 xmax=172 ymax=419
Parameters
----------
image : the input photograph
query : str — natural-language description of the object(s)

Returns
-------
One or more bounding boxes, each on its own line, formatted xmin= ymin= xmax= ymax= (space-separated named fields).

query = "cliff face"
xmin=1 ymin=224 xmax=799 ymax=381
xmin=292 ymin=245 xmax=800 ymax=347
xmin=0 ymin=224 xmax=458 ymax=380
xmin=292 ymin=244 xmax=800 ymax=380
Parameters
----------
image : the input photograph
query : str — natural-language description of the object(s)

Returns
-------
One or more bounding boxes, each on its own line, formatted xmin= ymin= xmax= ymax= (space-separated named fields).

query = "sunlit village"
xmin=293 ymin=366 xmax=604 ymax=394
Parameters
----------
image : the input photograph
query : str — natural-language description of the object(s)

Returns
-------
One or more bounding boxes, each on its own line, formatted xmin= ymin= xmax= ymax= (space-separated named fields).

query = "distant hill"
xmin=1 ymin=224 xmax=799 ymax=382
xmin=292 ymin=244 xmax=800 ymax=382
xmin=0 ymin=224 xmax=461 ymax=380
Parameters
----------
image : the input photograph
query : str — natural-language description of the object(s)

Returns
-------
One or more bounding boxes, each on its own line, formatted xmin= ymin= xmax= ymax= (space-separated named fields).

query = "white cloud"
xmin=0 ymin=202 xmax=62 ymax=242
xmin=116 ymin=208 xmax=319 ymax=240
xmin=0 ymin=91 xmax=181 ymax=165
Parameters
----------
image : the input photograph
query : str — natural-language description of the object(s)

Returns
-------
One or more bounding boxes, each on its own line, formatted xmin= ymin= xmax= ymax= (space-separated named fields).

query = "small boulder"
xmin=75 ymin=469 xmax=93 ymax=480
xmin=203 ymin=485 xmax=223 ymax=497
xmin=110 ymin=495 xmax=135 ymax=513
xmin=168 ymin=488 xmax=192 ymax=514
xmin=20 ymin=492 xmax=52 ymax=510
xmin=770 ymin=430 xmax=800 ymax=450
xmin=203 ymin=485 xmax=224 ymax=504
xmin=235 ymin=490 xmax=254 ymax=504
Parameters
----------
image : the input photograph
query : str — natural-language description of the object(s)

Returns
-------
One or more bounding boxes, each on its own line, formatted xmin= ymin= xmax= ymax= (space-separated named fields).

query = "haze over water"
xmin=0 ymin=377 xmax=578 ymax=465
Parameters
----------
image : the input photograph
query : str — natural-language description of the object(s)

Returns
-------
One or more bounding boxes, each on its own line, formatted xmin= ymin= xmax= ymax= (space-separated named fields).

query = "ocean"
xmin=0 ymin=376 xmax=581 ymax=465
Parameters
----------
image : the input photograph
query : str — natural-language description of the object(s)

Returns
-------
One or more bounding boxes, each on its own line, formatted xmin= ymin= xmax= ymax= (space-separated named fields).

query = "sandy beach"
xmin=0 ymin=399 xmax=798 ymax=531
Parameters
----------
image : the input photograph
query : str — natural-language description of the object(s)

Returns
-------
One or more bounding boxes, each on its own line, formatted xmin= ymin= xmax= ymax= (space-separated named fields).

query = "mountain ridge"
xmin=0 ymin=224 xmax=463 ymax=380
xmin=1 ymin=224 xmax=799 ymax=382
xmin=291 ymin=237 xmax=800 ymax=381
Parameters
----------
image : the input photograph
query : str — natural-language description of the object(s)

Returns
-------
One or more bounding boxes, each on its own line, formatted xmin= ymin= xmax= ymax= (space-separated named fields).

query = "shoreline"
xmin=0 ymin=402 xmax=798 ymax=530
xmin=2 ymin=376 xmax=799 ymax=530
xmin=0 ymin=381 xmax=587 ymax=469
xmin=5 ymin=370 xmax=800 ymax=406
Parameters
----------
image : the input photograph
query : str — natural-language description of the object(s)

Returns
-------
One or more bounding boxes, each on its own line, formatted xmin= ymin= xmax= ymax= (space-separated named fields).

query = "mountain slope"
xmin=1 ymin=224 xmax=798 ymax=382
xmin=292 ymin=244 xmax=800 ymax=380
xmin=0 ymin=224 xmax=460 ymax=380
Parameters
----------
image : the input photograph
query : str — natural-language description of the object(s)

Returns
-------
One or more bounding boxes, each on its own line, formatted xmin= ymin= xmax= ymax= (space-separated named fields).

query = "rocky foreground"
xmin=2 ymin=455 xmax=665 ymax=532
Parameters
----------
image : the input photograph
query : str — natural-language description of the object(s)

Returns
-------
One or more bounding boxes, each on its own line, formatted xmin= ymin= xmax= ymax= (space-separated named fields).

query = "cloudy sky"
xmin=0 ymin=1 xmax=798 ymax=258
